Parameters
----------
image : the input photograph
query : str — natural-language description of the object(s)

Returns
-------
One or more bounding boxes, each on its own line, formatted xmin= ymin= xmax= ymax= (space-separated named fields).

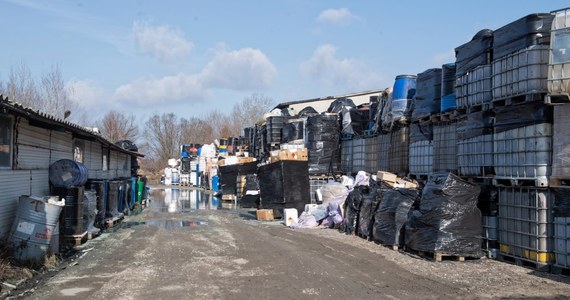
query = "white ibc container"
xmin=340 ymin=138 xmax=353 ymax=174
xmin=378 ymin=134 xmax=391 ymax=171
xmin=433 ymin=121 xmax=458 ymax=172
xmin=498 ymin=187 xmax=553 ymax=264
xmin=467 ymin=64 xmax=493 ymax=106
xmin=482 ymin=215 xmax=499 ymax=258
xmin=552 ymin=104 xmax=570 ymax=177
xmin=492 ymin=45 xmax=549 ymax=100
xmin=547 ymin=8 xmax=570 ymax=103
xmin=554 ymin=216 xmax=570 ymax=268
xmin=455 ymin=74 xmax=468 ymax=109
xmin=493 ymin=123 xmax=552 ymax=179
xmin=364 ymin=136 xmax=379 ymax=174
xmin=458 ymin=133 xmax=494 ymax=177
xmin=409 ymin=140 xmax=433 ymax=176
xmin=352 ymin=137 xmax=365 ymax=173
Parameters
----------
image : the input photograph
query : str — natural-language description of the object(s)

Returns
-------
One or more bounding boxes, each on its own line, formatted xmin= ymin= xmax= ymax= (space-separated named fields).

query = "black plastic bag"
xmin=405 ymin=173 xmax=483 ymax=257
xmin=372 ymin=188 xmax=420 ymax=246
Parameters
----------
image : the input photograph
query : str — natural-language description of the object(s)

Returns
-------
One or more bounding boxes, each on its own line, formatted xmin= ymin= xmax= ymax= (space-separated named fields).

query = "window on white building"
xmin=0 ymin=115 xmax=12 ymax=168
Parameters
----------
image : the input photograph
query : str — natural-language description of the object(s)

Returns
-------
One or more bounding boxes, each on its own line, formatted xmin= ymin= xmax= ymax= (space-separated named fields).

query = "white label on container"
xmin=61 ymin=172 xmax=72 ymax=182
xmin=16 ymin=221 xmax=35 ymax=235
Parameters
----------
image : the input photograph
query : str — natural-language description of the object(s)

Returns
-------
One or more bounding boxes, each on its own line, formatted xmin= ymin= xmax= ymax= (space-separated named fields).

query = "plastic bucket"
xmin=392 ymin=75 xmax=417 ymax=100
xmin=49 ymin=159 xmax=88 ymax=188
xmin=9 ymin=196 xmax=64 ymax=263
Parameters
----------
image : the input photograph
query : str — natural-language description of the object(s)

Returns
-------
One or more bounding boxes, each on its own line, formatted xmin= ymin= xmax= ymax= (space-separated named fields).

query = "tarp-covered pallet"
xmin=405 ymin=173 xmax=483 ymax=261
xmin=258 ymin=160 xmax=311 ymax=218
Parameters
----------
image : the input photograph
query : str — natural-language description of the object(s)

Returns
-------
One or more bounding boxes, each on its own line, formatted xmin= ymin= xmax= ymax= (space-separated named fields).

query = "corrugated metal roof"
xmin=0 ymin=94 xmax=144 ymax=157
xmin=273 ymin=89 xmax=386 ymax=110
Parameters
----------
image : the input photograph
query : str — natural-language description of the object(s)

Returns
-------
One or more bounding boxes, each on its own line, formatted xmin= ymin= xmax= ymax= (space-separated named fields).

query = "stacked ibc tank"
xmin=549 ymin=8 xmax=570 ymax=274
xmin=489 ymin=13 xmax=555 ymax=269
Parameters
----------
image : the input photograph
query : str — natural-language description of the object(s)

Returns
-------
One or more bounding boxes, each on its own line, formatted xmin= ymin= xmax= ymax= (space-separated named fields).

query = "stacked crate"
xmin=490 ymin=13 xmax=556 ymax=268
xmin=552 ymin=103 xmax=570 ymax=273
xmin=409 ymin=69 xmax=439 ymax=180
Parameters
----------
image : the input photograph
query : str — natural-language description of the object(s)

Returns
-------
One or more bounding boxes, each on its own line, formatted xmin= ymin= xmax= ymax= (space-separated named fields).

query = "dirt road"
xmin=12 ymin=188 xmax=570 ymax=299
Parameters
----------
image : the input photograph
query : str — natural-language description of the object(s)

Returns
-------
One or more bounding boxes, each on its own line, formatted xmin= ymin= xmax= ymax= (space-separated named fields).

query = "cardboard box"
xmin=279 ymin=148 xmax=308 ymax=161
xmin=238 ymin=157 xmax=255 ymax=164
xmin=377 ymin=171 xmax=398 ymax=184
xmin=256 ymin=209 xmax=274 ymax=221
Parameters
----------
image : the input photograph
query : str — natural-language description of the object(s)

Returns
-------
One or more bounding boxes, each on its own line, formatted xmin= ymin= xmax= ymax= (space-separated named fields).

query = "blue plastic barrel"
xmin=392 ymin=75 xmax=417 ymax=100
xmin=441 ymin=63 xmax=457 ymax=112
xmin=212 ymin=175 xmax=220 ymax=192
xmin=49 ymin=159 xmax=88 ymax=188
xmin=391 ymin=75 xmax=417 ymax=116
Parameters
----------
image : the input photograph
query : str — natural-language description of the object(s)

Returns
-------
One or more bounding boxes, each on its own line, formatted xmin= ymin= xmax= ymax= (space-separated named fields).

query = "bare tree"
xmin=231 ymin=93 xmax=274 ymax=135
xmin=4 ymin=62 xmax=40 ymax=108
xmin=97 ymin=110 xmax=139 ymax=143
xmin=179 ymin=117 xmax=215 ymax=145
xmin=144 ymin=113 xmax=181 ymax=162
xmin=40 ymin=65 xmax=76 ymax=119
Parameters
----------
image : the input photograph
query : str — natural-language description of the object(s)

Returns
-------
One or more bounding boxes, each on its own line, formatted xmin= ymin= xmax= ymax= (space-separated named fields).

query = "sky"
xmin=1 ymin=0 xmax=568 ymax=126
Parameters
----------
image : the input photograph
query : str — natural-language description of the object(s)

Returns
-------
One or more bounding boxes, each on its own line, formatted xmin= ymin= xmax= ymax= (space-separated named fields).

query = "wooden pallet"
xmin=492 ymin=93 xmax=546 ymax=108
xmin=411 ymin=115 xmax=432 ymax=123
xmin=549 ymin=178 xmax=570 ymax=187
xmin=496 ymin=253 xmax=550 ymax=272
xmin=406 ymin=248 xmax=470 ymax=262
xmin=87 ymin=230 xmax=101 ymax=241
xmin=492 ymin=177 xmax=549 ymax=188
xmin=457 ymin=104 xmax=491 ymax=115
xmin=104 ymin=214 xmax=125 ymax=228
xmin=545 ymin=94 xmax=570 ymax=105
xmin=430 ymin=110 xmax=458 ymax=123
xmin=62 ymin=231 xmax=88 ymax=247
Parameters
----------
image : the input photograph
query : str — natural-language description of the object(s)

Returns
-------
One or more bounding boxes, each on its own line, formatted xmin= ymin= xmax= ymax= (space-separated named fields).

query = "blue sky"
xmin=1 ymin=0 xmax=568 ymax=125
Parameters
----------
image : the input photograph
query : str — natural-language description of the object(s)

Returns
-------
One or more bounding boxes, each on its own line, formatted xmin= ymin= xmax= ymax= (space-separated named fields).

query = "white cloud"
xmin=300 ymin=44 xmax=385 ymax=90
xmin=114 ymin=47 xmax=277 ymax=105
xmin=133 ymin=22 xmax=193 ymax=63
xmin=317 ymin=8 xmax=358 ymax=25
xmin=202 ymin=48 xmax=277 ymax=90
xmin=67 ymin=79 xmax=107 ymax=107
xmin=114 ymin=73 xmax=207 ymax=105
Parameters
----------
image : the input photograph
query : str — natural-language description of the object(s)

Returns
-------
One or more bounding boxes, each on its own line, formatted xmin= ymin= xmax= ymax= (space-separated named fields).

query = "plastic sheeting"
xmin=494 ymin=102 xmax=553 ymax=133
xmin=409 ymin=121 xmax=433 ymax=143
xmin=282 ymin=120 xmax=304 ymax=142
xmin=321 ymin=201 xmax=344 ymax=229
xmin=553 ymin=188 xmax=570 ymax=217
xmin=240 ymin=174 xmax=260 ymax=208
xmin=405 ymin=173 xmax=483 ymax=257
xmin=455 ymin=29 xmax=493 ymax=76
xmin=298 ymin=106 xmax=319 ymax=118
xmin=327 ymin=97 xmax=368 ymax=135
xmin=456 ymin=111 xmax=494 ymax=140
xmin=357 ymin=181 xmax=392 ymax=238
xmin=258 ymin=160 xmax=310 ymax=218
xmin=372 ymin=188 xmax=420 ymax=246
xmin=219 ymin=161 xmax=257 ymax=196
xmin=412 ymin=68 xmax=442 ymax=121
xmin=493 ymin=13 xmax=553 ymax=59
xmin=306 ymin=114 xmax=341 ymax=174
xmin=340 ymin=185 xmax=366 ymax=235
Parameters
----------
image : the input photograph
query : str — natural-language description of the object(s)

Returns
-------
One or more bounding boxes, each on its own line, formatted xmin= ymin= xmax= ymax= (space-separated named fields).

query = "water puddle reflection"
xmin=148 ymin=187 xmax=230 ymax=213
